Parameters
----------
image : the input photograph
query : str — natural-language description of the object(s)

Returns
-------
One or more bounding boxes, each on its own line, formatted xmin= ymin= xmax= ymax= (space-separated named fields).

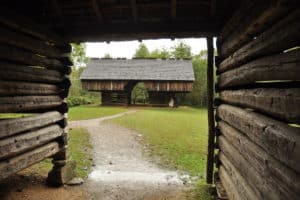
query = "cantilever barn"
xmin=0 ymin=0 xmax=299 ymax=199
xmin=80 ymin=58 xmax=195 ymax=106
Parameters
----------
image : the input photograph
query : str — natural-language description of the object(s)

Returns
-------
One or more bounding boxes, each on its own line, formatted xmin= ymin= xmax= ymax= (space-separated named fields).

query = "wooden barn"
xmin=0 ymin=0 xmax=299 ymax=199
xmin=80 ymin=58 xmax=195 ymax=106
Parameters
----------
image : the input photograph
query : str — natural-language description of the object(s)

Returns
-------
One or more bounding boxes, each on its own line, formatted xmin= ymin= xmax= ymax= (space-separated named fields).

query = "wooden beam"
xmin=219 ymin=88 xmax=300 ymax=123
xmin=219 ymin=0 xmax=293 ymax=58
xmin=131 ymin=0 xmax=138 ymax=22
xmin=217 ymin=49 xmax=300 ymax=88
xmin=51 ymin=0 xmax=64 ymax=20
xmin=0 ymin=8 xmax=64 ymax=45
xmin=218 ymin=121 xmax=300 ymax=196
xmin=0 ymin=125 xmax=63 ymax=160
xmin=218 ymin=9 xmax=300 ymax=73
xmin=0 ymin=142 xmax=59 ymax=180
xmin=217 ymin=104 xmax=300 ymax=174
xmin=210 ymin=0 xmax=216 ymax=16
xmin=0 ymin=62 xmax=64 ymax=84
xmin=0 ymin=111 xmax=63 ymax=139
xmin=91 ymin=0 xmax=103 ymax=22
xmin=0 ymin=96 xmax=63 ymax=113
xmin=171 ymin=0 xmax=177 ymax=19
xmin=65 ymin=21 xmax=220 ymax=42
xmin=206 ymin=37 xmax=215 ymax=184
xmin=0 ymin=45 xmax=71 ymax=74
xmin=0 ymin=81 xmax=62 ymax=96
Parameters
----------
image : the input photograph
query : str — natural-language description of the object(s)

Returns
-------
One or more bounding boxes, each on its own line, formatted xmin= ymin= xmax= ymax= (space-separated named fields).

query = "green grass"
xmin=68 ymin=104 xmax=128 ymax=121
xmin=110 ymin=107 xmax=208 ymax=177
xmin=32 ymin=128 xmax=93 ymax=178
xmin=0 ymin=113 xmax=31 ymax=119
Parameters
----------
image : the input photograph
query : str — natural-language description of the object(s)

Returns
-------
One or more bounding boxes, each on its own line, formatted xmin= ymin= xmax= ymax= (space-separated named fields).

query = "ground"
xmin=0 ymin=106 xmax=213 ymax=200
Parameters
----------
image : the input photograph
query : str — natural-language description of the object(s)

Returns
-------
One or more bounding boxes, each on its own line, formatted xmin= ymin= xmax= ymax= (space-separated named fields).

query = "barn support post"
xmin=206 ymin=37 xmax=215 ymax=184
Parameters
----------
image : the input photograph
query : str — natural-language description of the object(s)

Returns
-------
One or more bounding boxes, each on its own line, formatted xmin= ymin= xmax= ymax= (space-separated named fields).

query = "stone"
xmin=67 ymin=177 xmax=84 ymax=186
xmin=47 ymin=160 xmax=76 ymax=187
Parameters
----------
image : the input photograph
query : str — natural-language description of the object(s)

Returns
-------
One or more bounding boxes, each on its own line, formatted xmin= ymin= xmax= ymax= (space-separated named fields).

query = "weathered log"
xmin=0 ymin=8 xmax=64 ymax=45
xmin=218 ymin=152 xmax=260 ymax=200
xmin=0 ymin=44 xmax=71 ymax=74
xmin=218 ymin=121 xmax=300 ymax=197
xmin=0 ymin=81 xmax=62 ymax=96
xmin=0 ymin=96 xmax=63 ymax=113
xmin=0 ymin=62 xmax=64 ymax=83
xmin=0 ymin=142 xmax=59 ymax=180
xmin=0 ymin=26 xmax=62 ymax=58
xmin=218 ymin=166 xmax=243 ymax=200
xmin=0 ymin=125 xmax=63 ymax=160
xmin=218 ymin=49 xmax=300 ymax=88
xmin=219 ymin=88 xmax=300 ymax=123
xmin=219 ymin=0 xmax=293 ymax=58
xmin=0 ymin=111 xmax=63 ymax=139
xmin=217 ymin=104 xmax=300 ymax=173
xmin=218 ymin=9 xmax=300 ymax=73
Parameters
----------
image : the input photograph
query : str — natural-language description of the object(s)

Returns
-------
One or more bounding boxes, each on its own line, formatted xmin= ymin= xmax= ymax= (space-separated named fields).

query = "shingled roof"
xmin=80 ymin=58 xmax=195 ymax=81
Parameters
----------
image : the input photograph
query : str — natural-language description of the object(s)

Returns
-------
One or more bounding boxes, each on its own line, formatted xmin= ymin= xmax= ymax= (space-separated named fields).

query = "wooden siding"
xmin=82 ymin=80 xmax=129 ymax=91
xmin=145 ymin=81 xmax=193 ymax=92
xmin=215 ymin=2 xmax=300 ymax=199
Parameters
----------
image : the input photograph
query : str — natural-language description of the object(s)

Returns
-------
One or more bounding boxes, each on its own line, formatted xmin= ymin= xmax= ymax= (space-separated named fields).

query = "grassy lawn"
xmin=68 ymin=104 xmax=128 ymax=121
xmin=32 ymin=128 xmax=93 ymax=178
xmin=110 ymin=107 xmax=208 ymax=177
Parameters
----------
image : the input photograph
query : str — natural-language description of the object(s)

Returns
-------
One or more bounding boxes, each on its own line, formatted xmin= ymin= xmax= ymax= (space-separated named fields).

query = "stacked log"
xmin=214 ymin=1 xmax=300 ymax=199
xmin=0 ymin=9 xmax=73 ymax=185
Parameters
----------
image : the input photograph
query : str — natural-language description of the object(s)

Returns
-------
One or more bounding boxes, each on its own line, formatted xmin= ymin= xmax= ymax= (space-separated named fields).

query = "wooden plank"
xmin=91 ymin=0 xmax=103 ymax=22
xmin=0 ymin=125 xmax=63 ymax=160
xmin=0 ymin=62 xmax=64 ymax=83
xmin=0 ymin=45 xmax=71 ymax=74
xmin=218 ymin=166 xmax=242 ymax=200
xmin=219 ymin=0 xmax=293 ymax=58
xmin=218 ymin=9 xmax=300 ymax=73
xmin=0 ymin=26 xmax=62 ymax=58
xmin=217 ymin=104 xmax=300 ymax=173
xmin=131 ymin=0 xmax=138 ymax=22
xmin=219 ymin=152 xmax=260 ymax=200
xmin=0 ymin=96 xmax=63 ymax=113
xmin=171 ymin=0 xmax=177 ymax=19
xmin=0 ymin=142 xmax=59 ymax=180
xmin=0 ymin=81 xmax=62 ymax=96
xmin=219 ymin=88 xmax=300 ymax=123
xmin=218 ymin=121 xmax=300 ymax=197
xmin=0 ymin=111 xmax=63 ymax=139
xmin=0 ymin=8 xmax=64 ymax=45
xmin=218 ymin=49 xmax=300 ymax=88
xmin=206 ymin=37 xmax=215 ymax=184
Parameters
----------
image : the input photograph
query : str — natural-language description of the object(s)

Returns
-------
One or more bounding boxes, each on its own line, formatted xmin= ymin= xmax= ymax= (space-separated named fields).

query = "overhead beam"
xmin=64 ymin=21 xmax=220 ymax=42
xmin=171 ymin=0 xmax=177 ymax=19
xmin=131 ymin=0 xmax=138 ymax=22
xmin=210 ymin=0 xmax=216 ymax=16
xmin=91 ymin=0 xmax=103 ymax=22
xmin=52 ymin=0 xmax=63 ymax=19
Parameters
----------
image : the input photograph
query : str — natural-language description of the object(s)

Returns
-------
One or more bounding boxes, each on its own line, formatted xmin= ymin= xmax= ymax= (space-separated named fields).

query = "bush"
xmin=67 ymin=96 xmax=92 ymax=107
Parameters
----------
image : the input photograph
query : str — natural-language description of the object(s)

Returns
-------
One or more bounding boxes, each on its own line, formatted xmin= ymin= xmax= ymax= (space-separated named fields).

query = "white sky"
xmin=86 ymin=38 xmax=209 ymax=59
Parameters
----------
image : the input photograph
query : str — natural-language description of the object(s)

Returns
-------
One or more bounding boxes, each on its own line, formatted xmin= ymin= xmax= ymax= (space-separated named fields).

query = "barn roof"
xmin=81 ymin=58 xmax=195 ymax=81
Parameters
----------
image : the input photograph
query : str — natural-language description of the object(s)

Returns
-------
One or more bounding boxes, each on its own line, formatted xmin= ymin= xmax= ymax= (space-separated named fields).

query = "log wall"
xmin=215 ymin=1 xmax=300 ymax=199
xmin=0 ymin=9 xmax=71 ymax=182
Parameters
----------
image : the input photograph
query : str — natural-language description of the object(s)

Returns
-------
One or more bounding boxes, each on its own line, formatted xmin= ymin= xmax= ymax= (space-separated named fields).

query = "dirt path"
xmin=70 ymin=110 xmax=191 ymax=200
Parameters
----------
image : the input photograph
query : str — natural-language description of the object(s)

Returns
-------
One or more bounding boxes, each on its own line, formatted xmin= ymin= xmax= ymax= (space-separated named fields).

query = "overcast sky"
xmin=86 ymin=38 xmax=210 ymax=59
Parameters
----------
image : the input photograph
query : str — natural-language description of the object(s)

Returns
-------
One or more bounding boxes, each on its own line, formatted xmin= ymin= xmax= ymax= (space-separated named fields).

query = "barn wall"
xmin=82 ymin=80 xmax=128 ymax=91
xmin=144 ymin=81 xmax=193 ymax=92
xmin=215 ymin=2 xmax=300 ymax=199
xmin=0 ymin=10 xmax=73 ymax=185
xmin=102 ymin=91 xmax=130 ymax=106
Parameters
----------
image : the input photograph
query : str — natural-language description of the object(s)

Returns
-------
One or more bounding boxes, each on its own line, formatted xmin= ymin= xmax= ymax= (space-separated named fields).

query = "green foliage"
xmin=149 ymin=48 xmax=170 ymax=59
xmin=70 ymin=43 xmax=89 ymax=67
xmin=131 ymin=83 xmax=149 ymax=104
xmin=69 ymin=43 xmax=100 ymax=107
xmin=133 ymin=43 xmax=150 ymax=58
xmin=111 ymin=107 xmax=208 ymax=176
xmin=103 ymin=52 xmax=112 ymax=58
xmin=170 ymin=41 xmax=192 ymax=59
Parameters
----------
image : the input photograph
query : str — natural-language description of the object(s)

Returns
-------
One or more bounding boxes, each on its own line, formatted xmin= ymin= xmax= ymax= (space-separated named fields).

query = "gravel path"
xmin=69 ymin=110 xmax=191 ymax=200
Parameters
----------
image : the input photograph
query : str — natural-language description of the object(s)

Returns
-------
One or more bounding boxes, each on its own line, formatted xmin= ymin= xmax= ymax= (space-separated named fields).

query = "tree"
xmin=171 ymin=41 xmax=192 ymax=59
xmin=133 ymin=43 xmax=150 ymax=58
xmin=70 ymin=43 xmax=89 ymax=67
xmin=149 ymin=48 xmax=170 ymax=59
xmin=103 ymin=53 xmax=112 ymax=58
